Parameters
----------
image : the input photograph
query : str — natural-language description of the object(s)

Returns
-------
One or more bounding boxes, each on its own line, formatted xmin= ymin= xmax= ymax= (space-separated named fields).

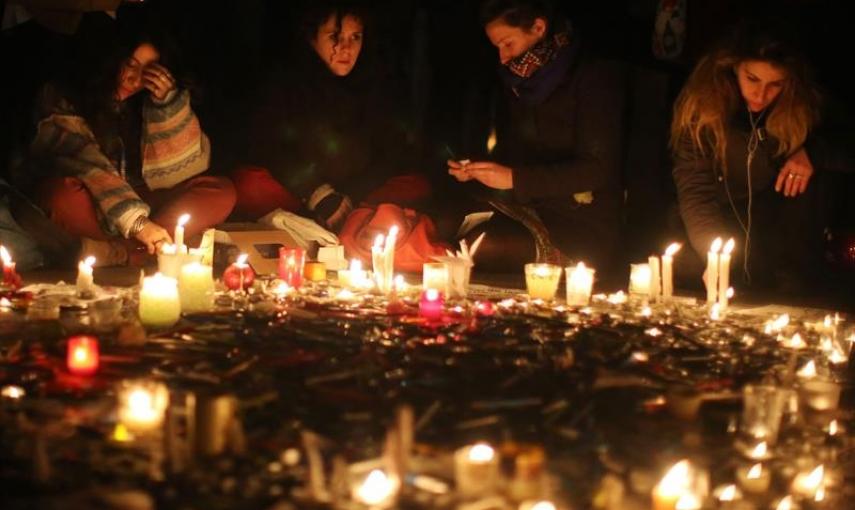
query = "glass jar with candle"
xmin=117 ymin=379 xmax=170 ymax=434
xmin=524 ymin=263 xmax=562 ymax=301
xmin=741 ymin=384 xmax=789 ymax=445
xmin=454 ymin=442 xmax=500 ymax=499
xmin=629 ymin=263 xmax=652 ymax=297
xmin=422 ymin=262 xmax=450 ymax=296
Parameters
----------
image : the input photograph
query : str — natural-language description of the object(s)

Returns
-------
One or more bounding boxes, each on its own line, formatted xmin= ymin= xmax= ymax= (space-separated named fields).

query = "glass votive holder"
xmin=524 ymin=263 xmax=562 ymax=301
xmin=798 ymin=378 xmax=841 ymax=412
xmin=565 ymin=262 xmax=595 ymax=306
xmin=278 ymin=247 xmax=305 ymax=288
xmin=454 ymin=443 xmax=500 ymax=499
xmin=741 ymin=384 xmax=789 ymax=445
xmin=422 ymin=262 xmax=450 ymax=296
xmin=91 ymin=297 xmax=124 ymax=331
xmin=628 ymin=263 xmax=652 ymax=297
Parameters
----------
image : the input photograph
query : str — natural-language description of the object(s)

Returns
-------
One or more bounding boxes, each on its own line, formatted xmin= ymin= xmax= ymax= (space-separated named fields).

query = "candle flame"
xmin=775 ymin=496 xmax=793 ymax=510
xmin=828 ymin=345 xmax=848 ymax=365
xmin=823 ymin=315 xmax=833 ymax=329
xmin=273 ymin=281 xmax=291 ymax=297
xmin=747 ymin=463 xmax=762 ymax=479
xmin=710 ymin=237 xmax=723 ymax=253
xmin=393 ymin=274 xmax=406 ymax=290
xmin=527 ymin=502 xmax=556 ymax=510
xmin=717 ymin=485 xmax=738 ymax=502
xmin=675 ymin=493 xmax=701 ymax=510
xmin=805 ymin=465 xmax=824 ymax=488
xmin=388 ymin=225 xmax=399 ymax=239
xmin=112 ymin=423 xmax=132 ymax=442
xmin=710 ymin=303 xmax=721 ymax=320
xmin=782 ymin=332 xmax=806 ymax=349
xmin=815 ymin=484 xmax=825 ymax=502
xmin=829 ymin=420 xmax=839 ymax=436
xmin=641 ymin=306 xmax=652 ymax=317
xmin=0 ymin=246 xmax=11 ymax=265
xmin=73 ymin=346 xmax=89 ymax=363
xmin=356 ymin=469 xmax=395 ymax=505
xmin=425 ymin=288 xmax=440 ymax=301
xmin=658 ymin=460 xmax=691 ymax=496
xmin=177 ymin=213 xmax=190 ymax=227
xmin=486 ymin=126 xmax=497 ymax=153
xmin=606 ymin=291 xmax=627 ymax=305
xmin=468 ymin=443 xmax=495 ymax=462
xmin=160 ymin=243 xmax=177 ymax=255
xmin=127 ymin=389 xmax=156 ymax=422
xmin=0 ymin=297 xmax=12 ymax=308
xmin=664 ymin=243 xmax=682 ymax=257
xmin=1 ymin=385 xmax=25 ymax=399
xmin=797 ymin=360 xmax=817 ymax=378
xmin=750 ymin=441 xmax=768 ymax=458
xmin=726 ymin=287 xmax=734 ymax=299
xmin=722 ymin=238 xmax=735 ymax=255
xmin=349 ymin=259 xmax=362 ymax=272
xmin=236 ymin=254 xmax=249 ymax=267
xmin=373 ymin=234 xmax=385 ymax=249
xmin=82 ymin=255 xmax=96 ymax=268
xmin=575 ymin=261 xmax=587 ymax=271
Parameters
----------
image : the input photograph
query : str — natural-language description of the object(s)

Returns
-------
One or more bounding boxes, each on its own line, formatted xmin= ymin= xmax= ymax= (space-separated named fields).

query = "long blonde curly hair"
xmin=671 ymin=24 xmax=821 ymax=171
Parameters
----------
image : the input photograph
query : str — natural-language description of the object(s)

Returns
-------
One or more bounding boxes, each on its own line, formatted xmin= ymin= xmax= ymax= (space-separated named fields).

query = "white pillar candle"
xmin=76 ymin=255 xmax=96 ymax=295
xmin=178 ymin=262 xmax=214 ymax=313
xmin=661 ymin=243 xmax=681 ymax=301
xmin=372 ymin=234 xmax=385 ymax=290
xmin=382 ymin=225 xmax=398 ymax=293
xmin=629 ymin=263 xmax=652 ymax=296
xmin=706 ymin=238 xmax=722 ymax=305
xmin=174 ymin=213 xmax=190 ymax=254
xmin=565 ymin=262 xmax=595 ymax=306
xmin=718 ymin=238 xmax=735 ymax=309
xmin=648 ymin=255 xmax=661 ymax=301
xmin=524 ymin=263 xmax=562 ymax=301
xmin=422 ymin=262 xmax=450 ymax=295
xmin=454 ymin=443 xmax=500 ymax=499
xmin=139 ymin=273 xmax=181 ymax=327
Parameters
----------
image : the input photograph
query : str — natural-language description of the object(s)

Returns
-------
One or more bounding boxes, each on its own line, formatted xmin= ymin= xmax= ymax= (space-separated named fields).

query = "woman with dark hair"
xmin=448 ymin=0 xmax=626 ymax=273
xmin=20 ymin=22 xmax=236 ymax=266
xmin=233 ymin=0 xmax=429 ymax=231
xmin=671 ymin=22 xmax=826 ymax=289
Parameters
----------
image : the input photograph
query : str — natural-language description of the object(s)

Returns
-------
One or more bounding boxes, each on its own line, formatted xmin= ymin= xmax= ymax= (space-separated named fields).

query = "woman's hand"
xmin=775 ymin=147 xmax=814 ymax=197
xmin=142 ymin=63 xmax=177 ymax=101
xmin=135 ymin=221 xmax=173 ymax=254
xmin=448 ymin=160 xmax=513 ymax=190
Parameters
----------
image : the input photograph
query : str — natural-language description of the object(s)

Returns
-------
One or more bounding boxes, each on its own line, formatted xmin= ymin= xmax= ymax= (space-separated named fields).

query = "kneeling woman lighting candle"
xmin=139 ymin=273 xmax=181 ymax=328
xmin=67 ymin=335 xmax=99 ymax=376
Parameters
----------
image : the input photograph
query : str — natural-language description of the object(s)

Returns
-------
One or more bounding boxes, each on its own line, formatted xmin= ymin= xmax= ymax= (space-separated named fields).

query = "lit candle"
xmin=706 ymin=238 xmax=722 ymax=305
xmin=797 ymin=360 xmax=817 ymax=379
xmin=303 ymin=261 xmax=326 ymax=282
xmin=1 ymin=385 xmax=25 ymax=400
xmin=223 ymin=254 xmax=255 ymax=292
xmin=475 ymin=300 xmax=495 ymax=316
xmin=76 ymin=255 xmax=96 ymax=296
xmin=372 ymin=233 xmax=385 ymax=290
xmin=718 ymin=238 xmax=735 ymax=309
xmin=352 ymin=469 xmax=399 ymax=508
xmin=419 ymin=288 xmax=444 ymax=321
xmin=747 ymin=441 xmax=768 ymax=460
xmin=648 ymin=255 xmax=661 ymax=301
xmin=178 ymin=262 xmax=214 ymax=313
xmin=713 ymin=484 xmax=743 ymax=503
xmin=339 ymin=259 xmax=367 ymax=289
xmin=519 ymin=501 xmax=557 ymax=510
xmin=454 ymin=443 xmax=500 ymax=499
xmin=117 ymin=380 xmax=169 ymax=433
xmin=423 ymin=262 xmax=450 ymax=296
xmin=661 ymin=243 xmax=681 ymax=301
xmin=278 ymin=247 xmax=305 ymax=288
xmin=772 ymin=496 xmax=794 ymax=510
xmin=799 ymin=379 xmax=841 ymax=412
xmin=565 ymin=262 xmax=595 ymax=306
xmin=675 ymin=493 xmax=701 ymax=510
xmin=720 ymin=287 xmax=734 ymax=312
xmin=174 ymin=213 xmax=190 ymax=253
xmin=381 ymin=226 xmax=399 ymax=293
xmin=629 ymin=263 xmax=652 ymax=297
xmin=66 ymin=335 xmax=99 ymax=376
xmin=0 ymin=246 xmax=22 ymax=289
xmin=138 ymin=272 xmax=181 ymax=328
xmin=791 ymin=465 xmax=824 ymax=499
xmin=525 ymin=263 xmax=562 ymax=301
xmin=710 ymin=302 xmax=721 ymax=321
xmin=736 ymin=463 xmax=770 ymax=494
xmin=652 ymin=460 xmax=691 ymax=510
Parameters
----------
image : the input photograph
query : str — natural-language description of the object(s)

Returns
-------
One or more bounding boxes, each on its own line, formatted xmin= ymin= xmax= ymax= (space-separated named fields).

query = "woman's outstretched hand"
xmin=775 ymin=147 xmax=814 ymax=197
xmin=136 ymin=221 xmax=173 ymax=254
xmin=447 ymin=160 xmax=513 ymax=190
xmin=142 ymin=63 xmax=177 ymax=101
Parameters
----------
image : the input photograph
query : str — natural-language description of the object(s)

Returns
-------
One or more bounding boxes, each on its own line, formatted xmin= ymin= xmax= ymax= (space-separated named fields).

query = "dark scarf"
xmin=500 ymin=23 xmax=577 ymax=105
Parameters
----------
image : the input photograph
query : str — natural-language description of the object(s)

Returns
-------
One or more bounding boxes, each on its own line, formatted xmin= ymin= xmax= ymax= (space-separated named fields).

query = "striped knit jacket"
xmin=29 ymin=87 xmax=210 ymax=238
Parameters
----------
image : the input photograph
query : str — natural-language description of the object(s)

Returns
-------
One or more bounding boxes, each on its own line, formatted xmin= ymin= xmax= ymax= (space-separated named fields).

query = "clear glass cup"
xmin=524 ymin=263 xmax=562 ymax=301
xmin=91 ymin=297 xmax=124 ymax=331
xmin=741 ymin=384 xmax=789 ymax=444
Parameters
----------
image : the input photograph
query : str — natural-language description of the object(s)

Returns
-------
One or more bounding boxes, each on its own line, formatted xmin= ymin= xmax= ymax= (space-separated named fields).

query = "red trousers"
xmin=231 ymin=166 xmax=432 ymax=220
xmin=39 ymin=175 xmax=236 ymax=241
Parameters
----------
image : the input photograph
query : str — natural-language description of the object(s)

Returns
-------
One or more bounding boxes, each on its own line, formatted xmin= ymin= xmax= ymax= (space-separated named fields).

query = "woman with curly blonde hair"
xmin=671 ymin=21 xmax=825 ymax=291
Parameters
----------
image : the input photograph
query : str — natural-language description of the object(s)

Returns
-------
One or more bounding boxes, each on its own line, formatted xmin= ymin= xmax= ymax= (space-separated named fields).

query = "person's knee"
xmin=40 ymin=177 xmax=90 ymax=211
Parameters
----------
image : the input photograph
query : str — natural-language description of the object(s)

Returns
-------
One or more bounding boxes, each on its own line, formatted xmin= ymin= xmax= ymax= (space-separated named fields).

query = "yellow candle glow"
xmin=706 ymin=237 xmax=723 ymax=305
xmin=174 ymin=213 xmax=190 ymax=253
xmin=652 ymin=460 xmax=691 ymax=510
xmin=519 ymin=501 xmax=557 ymax=510
xmin=524 ymin=263 xmax=562 ymax=301
xmin=138 ymin=272 xmax=181 ymax=327
xmin=565 ymin=262 xmax=595 ymax=306
xmin=178 ymin=262 xmax=214 ymax=313
xmin=661 ymin=243 xmax=681 ymax=300
xmin=353 ymin=469 xmax=399 ymax=508
xmin=736 ymin=463 xmax=771 ymax=494
xmin=797 ymin=360 xmax=817 ymax=379
xmin=76 ymin=255 xmax=96 ymax=295
xmin=792 ymin=465 xmax=824 ymax=498
xmin=117 ymin=380 xmax=169 ymax=432
xmin=629 ymin=263 xmax=652 ymax=296
xmin=454 ymin=442 xmax=500 ymax=498
xmin=718 ymin=238 xmax=735 ymax=308
xmin=423 ymin=262 xmax=449 ymax=295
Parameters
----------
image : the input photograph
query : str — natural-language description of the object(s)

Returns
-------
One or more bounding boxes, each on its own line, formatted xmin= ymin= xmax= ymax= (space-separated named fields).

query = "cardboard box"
xmin=217 ymin=223 xmax=299 ymax=275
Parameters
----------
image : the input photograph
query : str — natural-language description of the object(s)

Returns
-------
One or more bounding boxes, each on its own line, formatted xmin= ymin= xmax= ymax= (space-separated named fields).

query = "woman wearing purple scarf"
xmin=449 ymin=0 xmax=626 ymax=275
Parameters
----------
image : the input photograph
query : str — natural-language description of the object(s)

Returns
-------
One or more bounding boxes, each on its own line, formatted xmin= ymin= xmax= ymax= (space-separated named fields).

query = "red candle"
xmin=278 ymin=247 xmax=305 ymax=288
xmin=419 ymin=288 xmax=444 ymax=321
xmin=67 ymin=335 xmax=99 ymax=376
xmin=223 ymin=254 xmax=255 ymax=291
xmin=475 ymin=300 xmax=495 ymax=317
xmin=0 ymin=246 xmax=22 ymax=290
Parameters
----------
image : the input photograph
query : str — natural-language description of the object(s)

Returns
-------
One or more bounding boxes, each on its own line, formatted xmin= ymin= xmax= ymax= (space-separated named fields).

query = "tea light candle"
xmin=304 ymin=261 xmax=326 ymax=282
xmin=706 ymin=237 xmax=722 ymax=305
xmin=139 ymin=272 xmax=181 ymax=328
xmin=178 ymin=262 xmax=214 ymax=313
xmin=454 ymin=443 xmax=500 ymax=499
xmin=525 ymin=263 xmax=562 ymax=300
xmin=66 ymin=335 xmax=99 ymax=376
xmin=423 ymin=262 xmax=450 ymax=296
xmin=565 ymin=262 xmax=595 ymax=306
xmin=629 ymin=263 xmax=652 ymax=296
xmin=76 ymin=255 xmax=96 ymax=295
xmin=352 ymin=469 xmax=399 ymax=508
xmin=791 ymin=465 xmax=824 ymax=499
xmin=0 ymin=246 xmax=22 ymax=289
xmin=735 ymin=463 xmax=770 ymax=494
xmin=661 ymin=243 xmax=681 ymax=301
xmin=419 ymin=288 xmax=444 ymax=321
xmin=278 ymin=247 xmax=305 ymax=288
xmin=1 ymin=385 xmax=25 ymax=400
xmin=799 ymin=379 xmax=841 ymax=412
xmin=174 ymin=213 xmax=190 ymax=253
xmin=118 ymin=380 xmax=169 ymax=432
xmin=718 ymin=238 xmax=735 ymax=308
xmin=652 ymin=460 xmax=691 ymax=510
xmin=223 ymin=254 xmax=255 ymax=291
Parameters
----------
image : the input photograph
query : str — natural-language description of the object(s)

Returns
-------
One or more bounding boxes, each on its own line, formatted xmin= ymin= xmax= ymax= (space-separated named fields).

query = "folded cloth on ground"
xmin=259 ymin=209 xmax=339 ymax=249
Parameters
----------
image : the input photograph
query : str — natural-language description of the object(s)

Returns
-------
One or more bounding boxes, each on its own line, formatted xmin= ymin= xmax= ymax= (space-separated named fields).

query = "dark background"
xmin=1 ymin=0 xmax=853 ymax=304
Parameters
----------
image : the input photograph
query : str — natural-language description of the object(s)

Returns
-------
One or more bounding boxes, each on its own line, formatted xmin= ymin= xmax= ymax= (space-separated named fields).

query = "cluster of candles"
xmin=628 ymin=243 xmax=683 ymax=302
xmin=706 ymin=237 xmax=736 ymax=312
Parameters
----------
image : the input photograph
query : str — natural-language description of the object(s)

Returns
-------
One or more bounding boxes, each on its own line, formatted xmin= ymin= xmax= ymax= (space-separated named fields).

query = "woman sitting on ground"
xmin=233 ymin=0 xmax=430 ymax=231
xmin=20 ymin=23 xmax=235 ymax=266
